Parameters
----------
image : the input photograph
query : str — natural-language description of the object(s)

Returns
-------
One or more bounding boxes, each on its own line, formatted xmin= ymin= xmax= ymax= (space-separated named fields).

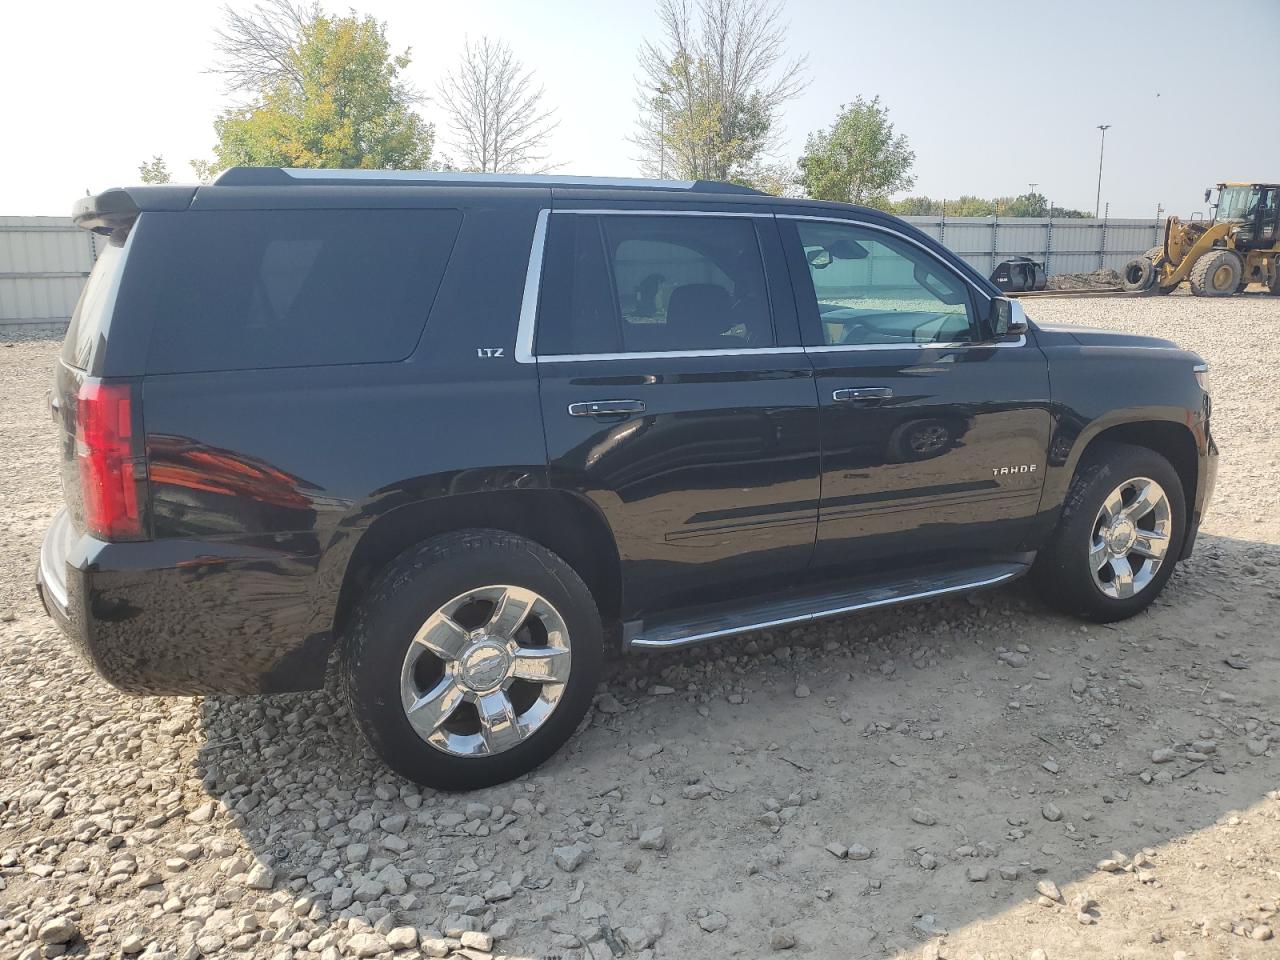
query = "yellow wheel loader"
xmin=1122 ymin=182 xmax=1280 ymax=296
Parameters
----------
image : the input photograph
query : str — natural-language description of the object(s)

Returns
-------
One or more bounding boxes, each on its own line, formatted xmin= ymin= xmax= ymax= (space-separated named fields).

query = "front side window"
xmin=794 ymin=221 xmax=976 ymax=347
xmin=536 ymin=213 xmax=775 ymax=356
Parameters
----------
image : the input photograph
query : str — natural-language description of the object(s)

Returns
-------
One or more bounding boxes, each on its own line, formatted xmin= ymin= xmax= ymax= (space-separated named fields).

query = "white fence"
xmin=0 ymin=217 xmax=104 ymax=330
xmin=902 ymin=215 xmax=1163 ymax=278
xmin=0 ymin=212 xmax=1165 ymax=331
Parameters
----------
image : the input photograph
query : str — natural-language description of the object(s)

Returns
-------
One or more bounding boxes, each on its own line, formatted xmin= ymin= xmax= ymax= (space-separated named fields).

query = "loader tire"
xmin=1189 ymin=249 xmax=1243 ymax=297
xmin=1121 ymin=255 xmax=1156 ymax=292
xmin=1268 ymin=259 xmax=1280 ymax=295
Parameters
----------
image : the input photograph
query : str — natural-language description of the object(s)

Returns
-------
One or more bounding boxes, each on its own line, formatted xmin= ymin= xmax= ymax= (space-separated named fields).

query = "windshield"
xmin=1216 ymin=185 xmax=1259 ymax=222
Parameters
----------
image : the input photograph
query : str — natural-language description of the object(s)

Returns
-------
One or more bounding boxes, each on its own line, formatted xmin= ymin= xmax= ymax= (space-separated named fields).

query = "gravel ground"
xmin=2 ymin=292 xmax=1278 ymax=960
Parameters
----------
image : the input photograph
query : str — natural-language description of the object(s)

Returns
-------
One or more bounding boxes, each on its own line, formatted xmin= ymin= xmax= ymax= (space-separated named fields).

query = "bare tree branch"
xmin=210 ymin=0 xmax=318 ymax=95
xmin=437 ymin=37 xmax=559 ymax=174
xmin=632 ymin=0 xmax=807 ymax=183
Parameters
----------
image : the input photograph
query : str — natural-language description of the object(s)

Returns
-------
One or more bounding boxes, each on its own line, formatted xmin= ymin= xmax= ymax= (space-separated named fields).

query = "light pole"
xmin=1094 ymin=125 xmax=1111 ymax=218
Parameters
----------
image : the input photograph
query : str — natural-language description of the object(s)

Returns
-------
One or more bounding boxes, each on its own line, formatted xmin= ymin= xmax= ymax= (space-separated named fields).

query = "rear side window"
xmin=125 ymin=209 xmax=461 ymax=373
xmin=62 ymin=230 xmax=132 ymax=372
xmin=536 ymin=213 xmax=775 ymax=356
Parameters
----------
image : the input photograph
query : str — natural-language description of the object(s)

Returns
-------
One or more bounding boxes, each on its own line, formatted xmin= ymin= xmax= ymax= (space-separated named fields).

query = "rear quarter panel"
xmin=136 ymin=200 xmax=550 ymax=690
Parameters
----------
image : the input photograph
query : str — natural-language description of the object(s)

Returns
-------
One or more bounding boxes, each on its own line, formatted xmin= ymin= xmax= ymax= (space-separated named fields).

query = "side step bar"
xmin=623 ymin=561 xmax=1030 ymax=651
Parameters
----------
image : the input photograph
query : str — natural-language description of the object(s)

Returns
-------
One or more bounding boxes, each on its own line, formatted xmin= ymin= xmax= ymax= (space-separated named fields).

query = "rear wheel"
xmin=343 ymin=530 xmax=603 ymax=790
xmin=1268 ymin=258 xmax=1280 ymax=295
xmin=1033 ymin=443 xmax=1185 ymax=622
xmin=1189 ymin=249 xmax=1243 ymax=297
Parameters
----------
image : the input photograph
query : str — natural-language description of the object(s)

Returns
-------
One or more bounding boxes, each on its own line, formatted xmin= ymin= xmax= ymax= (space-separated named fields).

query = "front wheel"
xmin=1032 ymin=443 xmax=1185 ymax=622
xmin=1189 ymin=249 xmax=1243 ymax=297
xmin=343 ymin=530 xmax=603 ymax=790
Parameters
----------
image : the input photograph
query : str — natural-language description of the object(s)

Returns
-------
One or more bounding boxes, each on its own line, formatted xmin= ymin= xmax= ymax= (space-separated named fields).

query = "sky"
xmin=2 ymin=0 xmax=1277 ymax=217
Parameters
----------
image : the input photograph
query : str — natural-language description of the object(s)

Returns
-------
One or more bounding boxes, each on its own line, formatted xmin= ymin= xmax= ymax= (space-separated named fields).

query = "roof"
xmin=214 ymin=167 xmax=765 ymax=195
xmin=1221 ymin=182 xmax=1279 ymax=188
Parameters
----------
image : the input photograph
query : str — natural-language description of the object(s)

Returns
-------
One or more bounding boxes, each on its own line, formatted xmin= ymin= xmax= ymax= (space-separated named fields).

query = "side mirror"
xmin=828 ymin=238 xmax=868 ymax=260
xmin=806 ymin=246 xmax=833 ymax=269
xmin=1205 ymin=188 xmax=1212 ymax=203
xmin=990 ymin=297 xmax=1029 ymax=338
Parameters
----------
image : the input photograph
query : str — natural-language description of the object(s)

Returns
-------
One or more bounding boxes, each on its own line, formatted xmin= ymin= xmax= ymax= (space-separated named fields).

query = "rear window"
xmin=121 ymin=208 xmax=461 ymax=374
xmin=62 ymin=230 xmax=132 ymax=372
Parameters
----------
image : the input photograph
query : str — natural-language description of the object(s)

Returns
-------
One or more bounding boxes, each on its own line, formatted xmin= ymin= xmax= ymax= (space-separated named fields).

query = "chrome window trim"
xmin=552 ymin=208 xmax=772 ymax=218
xmin=516 ymin=207 xmax=778 ymax=364
xmin=514 ymin=209 xmax=550 ymax=364
xmin=538 ymin=346 xmax=806 ymax=363
xmin=513 ymin=207 xmax=1024 ymax=365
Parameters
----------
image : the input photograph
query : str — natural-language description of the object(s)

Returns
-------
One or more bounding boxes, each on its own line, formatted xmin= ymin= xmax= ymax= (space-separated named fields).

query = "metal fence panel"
xmin=902 ymin=215 xmax=1163 ymax=277
xmin=0 ymin=216 xmax=95 ymax=328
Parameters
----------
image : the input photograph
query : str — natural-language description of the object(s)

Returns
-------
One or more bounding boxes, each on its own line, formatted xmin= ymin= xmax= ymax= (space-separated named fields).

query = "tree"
xmin=633 ymin=0 xmax=806 ymax=183
xmin=436 ymin=37 xmax=557 ymax=173
xmin=890 ymin=193 xmax=1093 ymax=218
xmin=211 ymin=0 xmax=319 ymax=95
xmin=138 ymin=156 xmax=172 ymax=184
xmin=199 ymin=2 xmax=434 ymax=175
xmin=798 ymin=96 xmax=914 ymax=209
xmin=1004 ymin=191 xmax=1048 ymax=217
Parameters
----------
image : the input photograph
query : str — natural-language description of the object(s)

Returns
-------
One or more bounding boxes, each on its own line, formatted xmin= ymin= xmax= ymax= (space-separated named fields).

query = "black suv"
xmin=38 ymin=168 xmax=1217 ymax=789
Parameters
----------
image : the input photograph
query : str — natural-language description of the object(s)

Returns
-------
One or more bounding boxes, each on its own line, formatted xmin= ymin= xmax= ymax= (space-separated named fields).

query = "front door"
xmin=532 ymin=208 xmax=821 ymax=617
xmin=777 ymin=214 xmax=1053 ymax=573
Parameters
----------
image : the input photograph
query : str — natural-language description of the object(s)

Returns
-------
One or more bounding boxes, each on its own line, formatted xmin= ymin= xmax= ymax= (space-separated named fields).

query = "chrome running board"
xmin=623 ymin=561 xmax=1029 ymax=651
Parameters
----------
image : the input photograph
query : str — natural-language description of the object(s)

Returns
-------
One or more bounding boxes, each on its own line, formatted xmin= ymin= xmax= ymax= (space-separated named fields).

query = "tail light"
xmin=76 ymin=381 xmax=146 ymax=540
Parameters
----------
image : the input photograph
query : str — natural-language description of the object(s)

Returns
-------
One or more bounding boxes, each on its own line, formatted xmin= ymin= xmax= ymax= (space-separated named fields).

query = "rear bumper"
xmin=37 ymin=508 xmax=331 ymax=695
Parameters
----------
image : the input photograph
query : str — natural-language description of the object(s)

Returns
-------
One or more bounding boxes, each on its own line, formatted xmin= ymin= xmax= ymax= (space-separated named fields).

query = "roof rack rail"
xmin=212 ymin=167 xmax=764 ymax=195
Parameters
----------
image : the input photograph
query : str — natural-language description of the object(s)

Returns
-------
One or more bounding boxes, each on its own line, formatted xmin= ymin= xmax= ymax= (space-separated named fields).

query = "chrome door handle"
xmin=568 ymin=399 xmax=646 ymax=417
xmin=833 ymin=387 xmax=893 ymax=402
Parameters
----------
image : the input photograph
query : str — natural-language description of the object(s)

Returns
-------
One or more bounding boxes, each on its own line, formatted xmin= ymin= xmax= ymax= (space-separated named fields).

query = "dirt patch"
xmin=1046 ymin=267 xmax=1123 ymax=291
xmin=1 ymin=293 xmax=1278 ymax=960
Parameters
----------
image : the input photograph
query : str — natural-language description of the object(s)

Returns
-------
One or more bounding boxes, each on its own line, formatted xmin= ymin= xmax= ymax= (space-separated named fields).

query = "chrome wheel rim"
xmin=399 ymin=585 xmax=571 ymax=757
xmin=1089 ymin=476 xmax=1172 ymax=600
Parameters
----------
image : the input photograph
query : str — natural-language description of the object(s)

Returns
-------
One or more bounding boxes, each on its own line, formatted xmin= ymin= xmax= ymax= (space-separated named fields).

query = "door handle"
xmin=568 ymin=399 xmax=646 ymax=417
xmin=833 ymin=387 xmax=893 ymax=402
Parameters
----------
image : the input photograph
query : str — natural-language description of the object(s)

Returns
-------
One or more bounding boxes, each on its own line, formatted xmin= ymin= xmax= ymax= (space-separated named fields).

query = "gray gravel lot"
xmin=1 ymin=292 xmax=1279 ymax=960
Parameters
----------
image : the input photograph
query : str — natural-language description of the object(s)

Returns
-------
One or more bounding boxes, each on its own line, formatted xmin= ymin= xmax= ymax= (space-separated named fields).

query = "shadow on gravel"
xmin=193 ymin=532 xmax=1280 ymax=958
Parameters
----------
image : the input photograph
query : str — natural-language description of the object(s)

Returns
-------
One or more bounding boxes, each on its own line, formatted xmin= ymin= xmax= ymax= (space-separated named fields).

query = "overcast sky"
xmin=2 ymin=0 xmax=1277 ymax=217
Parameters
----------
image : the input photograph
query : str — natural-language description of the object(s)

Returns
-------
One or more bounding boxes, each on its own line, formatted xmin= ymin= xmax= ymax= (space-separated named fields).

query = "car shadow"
xmin=194 ymin=531 xmax=1279 ymax=957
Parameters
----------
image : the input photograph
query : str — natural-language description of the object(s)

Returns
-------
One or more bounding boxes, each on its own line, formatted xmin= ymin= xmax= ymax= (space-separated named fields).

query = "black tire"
xmin=1032 ymin=442 xmax=1186 ymax=623
xmin=1121 ymin=255 xmax=1156 ymax=292
xmin=1189 ymin=249 xmax=1243 ymax=297
xmin=343 ymin=530 xmax=603 ymax=790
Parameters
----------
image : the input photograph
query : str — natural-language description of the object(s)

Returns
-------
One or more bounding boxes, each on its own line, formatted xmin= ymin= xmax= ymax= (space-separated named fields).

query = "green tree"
xmin=633 ymin=0 xmax=806 ymax=183
xmin=201 ymin=2 xmax=433 ymax=175
xmin=891 ymin=193 xmax=1093 ymax=218
xmin=1004 ymin=192 xmax=1049 ymax=217
xmin=798 ymin=96 xmax=915 ymax=209
xmin=137 ymin=155 xmax=171 ymax=184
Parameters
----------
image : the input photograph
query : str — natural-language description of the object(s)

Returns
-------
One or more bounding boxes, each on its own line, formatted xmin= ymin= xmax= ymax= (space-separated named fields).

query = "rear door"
xmin=777 ymin=213 xmax=1052 ymax=573
xmin=530 ymin=205 xmax=821 ymax=617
